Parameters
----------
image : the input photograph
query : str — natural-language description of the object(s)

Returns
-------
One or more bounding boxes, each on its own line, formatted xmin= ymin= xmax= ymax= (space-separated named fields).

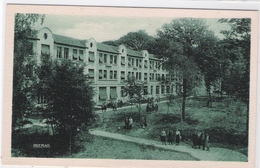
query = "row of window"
xmin=42 ymin=45 xmax=166 ymax=71
xmin=99 ymin=53 xmax=117 ymax=64
xmin=37 ymin=84 xmax=174 ymax=104
xmin=98 ymin=85 xmax=173 ymax=101
xmin=87 ymin=69 xmax=173 ymax=81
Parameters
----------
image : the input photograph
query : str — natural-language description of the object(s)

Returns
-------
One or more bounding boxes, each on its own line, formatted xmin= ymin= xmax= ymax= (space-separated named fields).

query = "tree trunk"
xmin=208 ymin=87 xmax=212 ymax=108
xmin=182 ymin=78 xmax=187 ymax=120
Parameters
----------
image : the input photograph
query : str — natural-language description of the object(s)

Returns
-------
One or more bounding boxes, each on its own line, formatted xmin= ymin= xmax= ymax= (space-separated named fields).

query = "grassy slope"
xmin=70 ymin=136 xmax=197 ymax=160
xmin=95 ymin=97 xmax=248 ymax=155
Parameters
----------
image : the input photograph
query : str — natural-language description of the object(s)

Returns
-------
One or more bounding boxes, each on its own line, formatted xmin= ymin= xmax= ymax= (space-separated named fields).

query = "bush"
xmin=204 ymin=127 xmax=248 ymax=146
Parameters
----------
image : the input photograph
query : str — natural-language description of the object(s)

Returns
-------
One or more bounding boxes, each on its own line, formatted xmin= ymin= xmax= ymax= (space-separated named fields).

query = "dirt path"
xmin=89 ymin=129 xmax=247 ymax=162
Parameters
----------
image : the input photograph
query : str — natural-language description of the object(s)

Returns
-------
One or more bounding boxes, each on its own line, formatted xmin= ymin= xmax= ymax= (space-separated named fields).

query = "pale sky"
xmin=35 ymin=14 xmax=230 ymax=43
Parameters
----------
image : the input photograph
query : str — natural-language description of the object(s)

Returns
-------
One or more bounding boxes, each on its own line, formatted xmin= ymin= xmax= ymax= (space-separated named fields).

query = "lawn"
xmin=95 ymin=97 xmax=248 ymax=155
xmin=69 ymin=135 xmax=197 ymax=160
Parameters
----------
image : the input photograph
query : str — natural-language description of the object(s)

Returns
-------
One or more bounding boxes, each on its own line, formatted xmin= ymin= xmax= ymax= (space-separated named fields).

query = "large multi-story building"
xmin=31 ymin=27 xmax=177 ymax=105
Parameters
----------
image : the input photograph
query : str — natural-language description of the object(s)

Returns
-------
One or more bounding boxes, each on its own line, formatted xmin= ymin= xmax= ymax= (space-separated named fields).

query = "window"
xmin=89 ymin=51 xmax=95 ymax=62
xmin=150 ymin=86 xmax=153 ymax=95
xmin=88 ymin=69 xmax=94 ymax=79
xmin=121 ymin=57 xmax=125 ymax=65
xmin=110 ymin=87 xmax=117 ymax=99
xmin=99 ymin=70 xmax=103 ymax=80
xmin=150 ymin=73 xmax=152 ymax=80
xmin=128 ymin=58 xmax=132 ymax=66
xmin=132 ymin=58 xmax=134 ymax=66
xmin=161 ymin=85 xmax=165 ymax=94
xmin=79 ymin=50 xmax=84 ymax=61
xmin=156 ymin=86 xmax=159 ymax=95
xmin=121 ymin=86 xmax=125 ymax=97
xmin=64 ymin=48 xmax=69 ymax=59
xmin=139 ymin=72 xmax=141 ymax=80
xmin=162 ymin=74 xmax=165 ymax=81
xmin=38 ymin=91 xmax=47 ymax=104
xmin=73 ymin=49 xmax=78 ymax=60
xmin=166 ymin=74 xmax=170 ymax=81
xmin=110 ymin=55 xmax=113 ymax=64
xmin=110 ymin=70 xmax=113 ymax=79
xmin=144 ymin=60 xmax=148 ymax=68
xmin=114 ymin=56 xmax=117 ymax=65
xmin=104 ymin=54 xmax=107 ymax=63
xmin=43 ymin=33 xmax=48 ymax=39
xmin=114 ymin=71 xmax=117 ymax=79
xmin=57 ymin=46 xmax=62 ymax=58
xmin=144 ymin=73 xmax=147 ymax=80
xmin=167 ymin=85 xmax=170 ymax=93
xmin=144 ymin=86 xmax=148 ymax=95
xmin=121 ymin=71 xmax=125 ymax=80
xmin=136 ymin=72 xmax=138 ymax=80
xmin=104 ymin=70 xmax=107 ymax=79
xmin=139 ymin=59 xmax=142 ymax=68
xmin=99 ymin=87 xmax=107 ymax=100
xmin=99 ymin=53 xmax=103 ymax=63
xmin=41 ymin=44 xmax=50 ymax=56
xmin=150 ymin=61 xmax=153 ymax=69
xmin=136 ymin=59 xmax=139 ymax=67
xmin=158 ymin=74 xmax=161 ymax=81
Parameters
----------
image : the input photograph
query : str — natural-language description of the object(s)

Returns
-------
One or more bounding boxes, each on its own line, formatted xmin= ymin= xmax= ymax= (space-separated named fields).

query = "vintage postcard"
xmin=2 ymin=3 xmax=258 ymax=168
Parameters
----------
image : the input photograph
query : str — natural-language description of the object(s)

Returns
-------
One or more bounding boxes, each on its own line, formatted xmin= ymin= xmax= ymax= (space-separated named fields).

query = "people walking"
xmin=175 ymin=129 xmax=181 ymax=145
xmin=160 ymin=129 xmax=167 ymax=145
xmin=192 ymin=130 xmax=198 ymax=149
xmin=125 ymin=117 xmax=129 ymax=129
xmin=129 ymin=117 xmax=133 ymax=129
xmin=205 ymin=133 xmax=210 ymax=151
xmin=167 ymin=129 xmax=174 ymax=145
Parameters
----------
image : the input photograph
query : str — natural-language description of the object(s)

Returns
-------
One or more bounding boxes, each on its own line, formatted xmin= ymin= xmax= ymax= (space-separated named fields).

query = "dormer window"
xmin=90 ymin=42 xmax=93 ymax=48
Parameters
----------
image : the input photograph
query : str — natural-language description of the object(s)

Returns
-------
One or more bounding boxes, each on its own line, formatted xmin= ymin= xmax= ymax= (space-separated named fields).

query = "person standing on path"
xmin=175 ymin=129 xmax=181 ymax=145
xmin=167 ymin=129 xmax=174 ymax=145
xmin=160 ymin=129 xmax=167 ymax=145
xmin=129 ymin=117 xmax=133 ymax=129
xmin=205 ymin=133 xmax=210 ymax=151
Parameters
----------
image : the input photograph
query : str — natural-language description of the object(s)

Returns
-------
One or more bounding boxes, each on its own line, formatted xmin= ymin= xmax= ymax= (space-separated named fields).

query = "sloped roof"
xmin=53 ymin=34 xmax=87 ymax=48
xmin=149 ymin=54 xmax=160 ymax=60
xmin=127 ymin=48 xmax=142 ymax=57
xmin=97 ymin=43 xmax=119 ymax=54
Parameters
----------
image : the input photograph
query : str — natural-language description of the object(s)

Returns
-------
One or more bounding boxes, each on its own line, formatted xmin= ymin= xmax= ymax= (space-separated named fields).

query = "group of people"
xmin=101 ymin=99 xmax=124 ymax=112
xmin=160 ymin=129 xmax=181 ymax=145
xmin=146 ymin=102 xmax=158 ymax=113
xmin=192 ymin=130 xmax=210 ymax=151
xmin=124 ymin=116 xmax=134 ymax=130
xmin=159 ymin=129 xmax=210 ymax=151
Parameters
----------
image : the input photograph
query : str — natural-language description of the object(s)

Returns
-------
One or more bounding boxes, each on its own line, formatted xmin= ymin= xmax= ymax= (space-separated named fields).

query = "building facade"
xmin=32 ymin=27 xmax=177 ymax=105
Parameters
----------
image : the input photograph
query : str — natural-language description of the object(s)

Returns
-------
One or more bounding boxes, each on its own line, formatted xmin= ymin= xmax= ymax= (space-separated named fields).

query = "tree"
xmin=155 ymin=18 xmax=212 ymax=119
xmin=102 ymin=30 xmax=155 ymax=51
xmin=45 ymin=59 xmax=95 ymax=154
xmin=193 ymin=31 xmax=221 ymax=107
xmin=122 ymin=75 xmax=145 ymax=115
xmin=218 ymin=18 xmax=251 ymax=133
xmin=12 ymin=14 xmax=45 ymax=130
